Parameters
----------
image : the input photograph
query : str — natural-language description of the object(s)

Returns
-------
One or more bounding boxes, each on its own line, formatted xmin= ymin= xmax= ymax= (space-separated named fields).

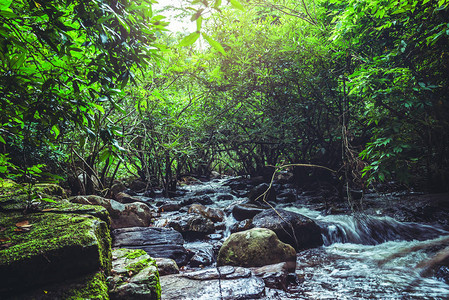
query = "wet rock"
xmin=112 ymin=227 xmax=190 ymax=266
xmin=277 ymin=189 xmax=297 ymax=203
xmin=156 ymin=200 xmax=181 ymax=212
xmin=189 ymin=203 xmax=225 ymax=222
xmin=194 ymin=188 xmax=216 ymax=195
xmin=182 ymin=195 xmax=213 ymax=206
xmin=231 ymin=190 xmax=248 ymax=198
xmin=217 ymin=228 xmax=296 ymax=271
xmin=182 ymin=265 xmax=251 ymax=280
xmin=71 ymin=195 xmax=153 ymax=229
xmin=161 ymin=267 xmax=265 ymax=300
xmin=167 ymin=214 xmax=215 ymax=238
xmin=224 ymin=177 xmax=249 ymax=190
xmin=252 ymin=208 xmax=323 ymax=250
xmin=252 ymin=262 xmax=289 ymax=290
xmin=108 ymin=248 xmax=160 ymax=300
xmin=186 ymin=242 xmax=215 ymax=267
xmin=230 ymin=219 xmax=253 ymax=233
xmin=232 ymin=204 xmax=266 ymax=221
xmin=248 ymin=183 xmax=276 ymax=203
xmin=155 ymin=257 xmax=179 ymax=276
xmin=115 ymin=192 xmax=141 ymax=204
xmin=217 ymin=194 xmax=234 ymax=201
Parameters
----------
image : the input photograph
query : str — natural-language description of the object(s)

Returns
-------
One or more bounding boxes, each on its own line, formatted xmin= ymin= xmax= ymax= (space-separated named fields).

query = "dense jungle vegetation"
xmin=1 ymin=0 xmax=449 ymax=197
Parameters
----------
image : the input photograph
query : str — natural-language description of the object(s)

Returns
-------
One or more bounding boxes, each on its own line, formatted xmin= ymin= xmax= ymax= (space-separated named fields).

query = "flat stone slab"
xmin=161 ymin=267 xmax=265 ymax=300
xmin=112 ymin=227 xmax=190 ymax=266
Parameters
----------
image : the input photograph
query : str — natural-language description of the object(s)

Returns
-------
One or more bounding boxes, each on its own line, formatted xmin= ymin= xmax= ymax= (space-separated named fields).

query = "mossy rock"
xmin=4 ymin=272 xmax=109 ymax=299
xmin=108 ymin=248 xmax=161 ymax=300
xmin=217 ymin=228 xmax=297 ymax=271
xmin=0 ymin=208 xmax=112 ymax=295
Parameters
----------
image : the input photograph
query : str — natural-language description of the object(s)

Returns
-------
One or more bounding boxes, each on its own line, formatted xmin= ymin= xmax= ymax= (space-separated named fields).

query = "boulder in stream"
xmin=252 ymin=208 xmax=323 ymax=250
xmin=248 ymin=183 xmax=276 ymax=203
xmin=112 ymin=227 xmax=191 ymax=266
xmin=217 ymin=228 xmax=296 ymax=271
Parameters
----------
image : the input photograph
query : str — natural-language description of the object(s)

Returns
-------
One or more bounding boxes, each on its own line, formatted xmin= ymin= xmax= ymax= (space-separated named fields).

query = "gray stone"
xmin=112 ymin=227 xmax=190 ymax=266
xmin=252 ymin=208 xmax=323 ymax=250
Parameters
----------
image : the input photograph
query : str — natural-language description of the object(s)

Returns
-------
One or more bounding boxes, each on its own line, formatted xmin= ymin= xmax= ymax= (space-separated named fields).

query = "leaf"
xmin=0 ymin=0 xmax=12 ymax=10
xmin=0 ymin=237 xmax=10 ymax=242
xmin=229 ymin=0 xmax=244 ymax=11
xmin=179 ymin=32 xmax=200 ymax=47
xmin=196 ymin=16 xmax=203 ymax=31
xmin=15 ymin=220 xmax=32 ymax=228
xmin=51 ymin=124 xmax=60 ymax=139
xmin=202 ymin=33 xmax=226 ymax=55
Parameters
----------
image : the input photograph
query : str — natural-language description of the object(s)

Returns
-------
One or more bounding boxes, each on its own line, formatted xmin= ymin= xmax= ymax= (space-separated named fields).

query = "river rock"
xmin=252 ymin=262 xmax=289 ymax=290
xmin=167 ymin=214 xmax=215 ymax=238
xmin=181 ymin=195 xmax=213 ymax=206
xmin=112 ymin=227 xmax=190 ymax=266
xmin=277 ymin=189 xmax=297 ymax=203
xmin=115 ymin=192 xmax=141 ymax=204
xmin=186 ymin=242 xmax=215 ymax=267
xmin=189 ymin=204 xmax=225 ymax=222
xmin=161 ymin=266 xmax=265 ymax=300
xmin=155 ymin=257 xmax=179 ymax=275
xmin=108 ymin=248 xmax=160 ymax=300
xmin=217 ymin=194 xmax=234 ymax=201
xmin=217 ymin=228 xmax=296 ymax=271
xmin=252 ymin=208 xmax=323 ymax=250
xmin=232 ymin=203 xmax=266 ymax=221
xmin=230 ymin=219 xmax=253 ymax=233
xmin=248 ymin=183 xmax=276 ymax=203
xmin=71 ymin=195 xmax=153 ymax=229
xmin=157 ymin=200 xmax=181 ymax=212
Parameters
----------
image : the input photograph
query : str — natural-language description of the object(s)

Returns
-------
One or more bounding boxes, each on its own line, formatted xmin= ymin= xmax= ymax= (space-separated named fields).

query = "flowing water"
xmin=154 ymin=178 xmax=449 ymax=299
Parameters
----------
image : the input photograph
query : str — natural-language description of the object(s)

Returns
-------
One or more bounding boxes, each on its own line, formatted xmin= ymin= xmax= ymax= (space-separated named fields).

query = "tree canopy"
xmin=1 ymin=0 xmax=449 ymax=195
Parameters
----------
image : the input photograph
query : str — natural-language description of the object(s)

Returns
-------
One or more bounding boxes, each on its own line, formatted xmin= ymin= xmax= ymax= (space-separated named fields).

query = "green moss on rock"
xmin=108 ymin=248 xmax=161 ymax=300
xmin=0 ymin=209 xmax=112 ymax=294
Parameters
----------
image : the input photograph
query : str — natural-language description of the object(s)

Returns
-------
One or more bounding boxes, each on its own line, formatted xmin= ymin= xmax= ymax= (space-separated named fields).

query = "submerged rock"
xmin=112 ymin=227 xmax=190 ymax=266
xmin=108 ymin=248 xmax=160 ymax=300
xmin=217 ymin=228 xmax=296 ymax=271
xmin=252 ymin=208 xmax=323 ymax=250
xmin=161 ymin=266 xmax=265 ymax=300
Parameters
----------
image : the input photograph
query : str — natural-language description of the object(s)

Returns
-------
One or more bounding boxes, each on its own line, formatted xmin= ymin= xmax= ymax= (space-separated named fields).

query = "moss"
xmin=64 ymin=272 xmax=109 ymax=299
xmin=0 ymin=209 xmax=112 ymax=293
xmin=124 ymin=248 xmax=147 ymax=259
xmin=126 ymin=258 xmax=155 ymax=274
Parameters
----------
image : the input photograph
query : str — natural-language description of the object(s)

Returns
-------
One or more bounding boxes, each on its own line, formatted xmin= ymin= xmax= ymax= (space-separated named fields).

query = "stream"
xmin=141 ymin=177 xmax=449 ymax=299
